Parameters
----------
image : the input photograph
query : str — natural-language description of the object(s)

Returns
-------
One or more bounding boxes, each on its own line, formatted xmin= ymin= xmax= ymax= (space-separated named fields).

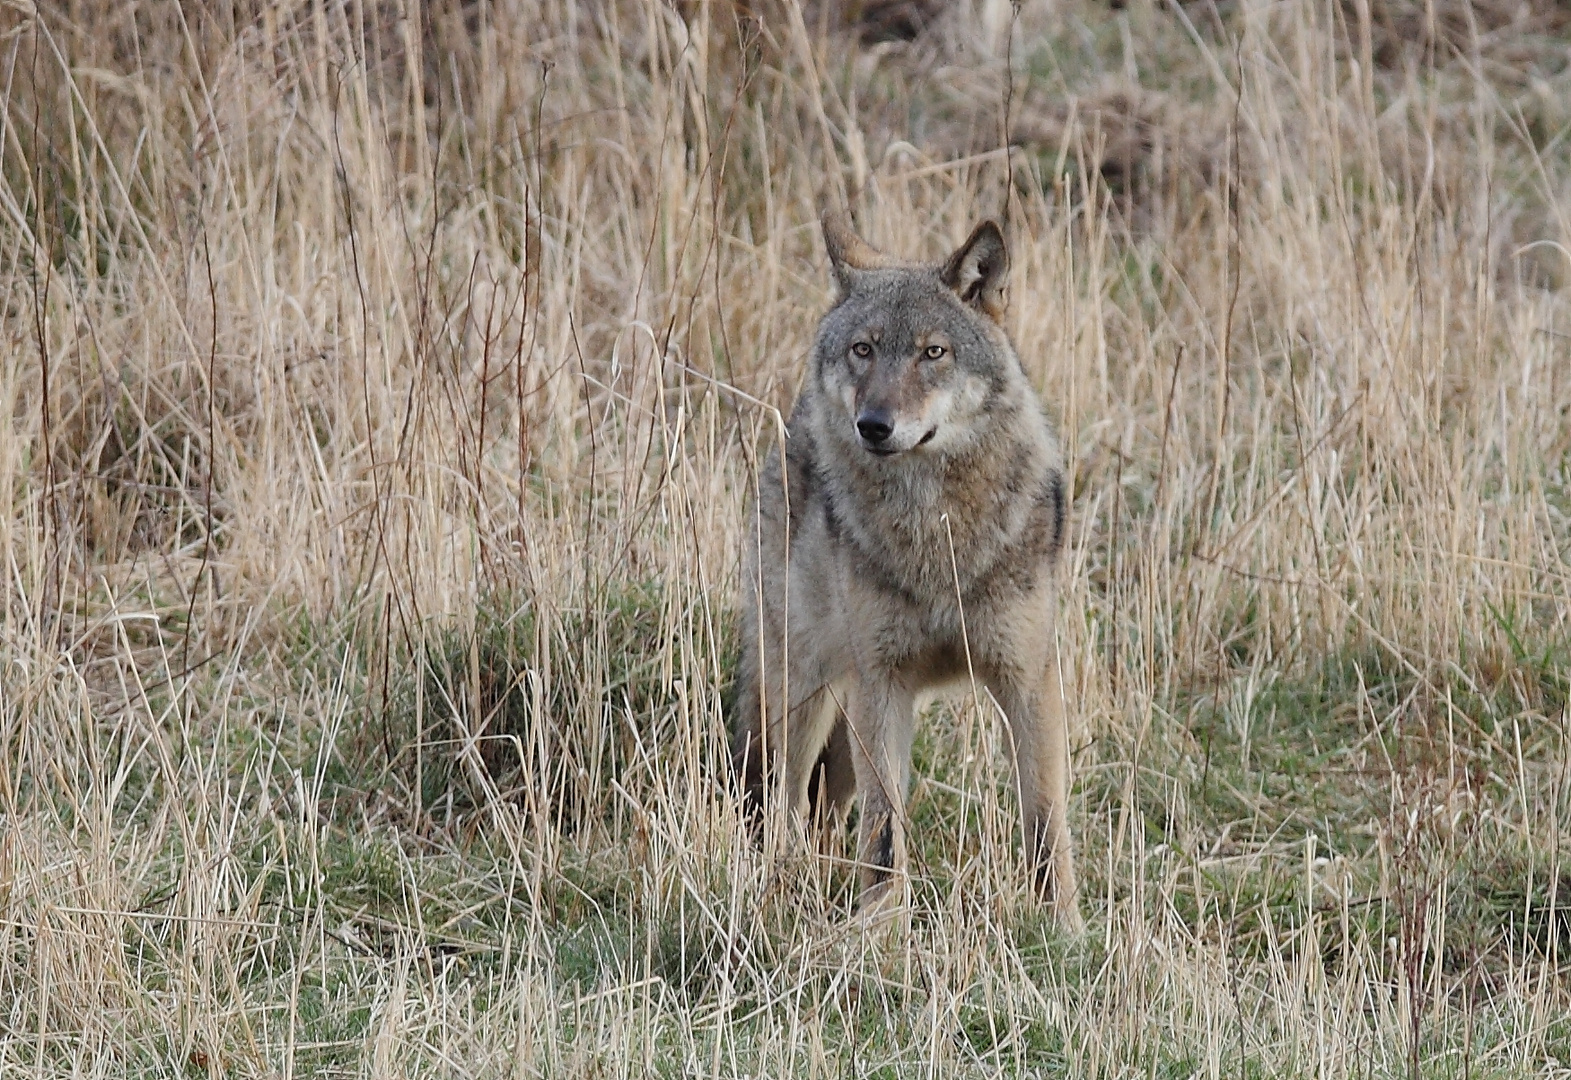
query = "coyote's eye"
xmin=851 ymin=342 xmax=873 ymax=359
xmin=924 ymin=344 xmax=947 ymax=360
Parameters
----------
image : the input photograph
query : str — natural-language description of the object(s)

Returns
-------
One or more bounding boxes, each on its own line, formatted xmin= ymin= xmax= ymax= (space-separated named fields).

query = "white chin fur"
xmin=868 ymin=422 xmax=931 ymax=455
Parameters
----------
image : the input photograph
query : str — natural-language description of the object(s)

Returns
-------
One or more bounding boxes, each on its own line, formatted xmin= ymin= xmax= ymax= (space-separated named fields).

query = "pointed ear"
xmin=822 ymin=211 xmax=891 ymax=292
xmin=941 ymin=220 xmax=1009 ymax=318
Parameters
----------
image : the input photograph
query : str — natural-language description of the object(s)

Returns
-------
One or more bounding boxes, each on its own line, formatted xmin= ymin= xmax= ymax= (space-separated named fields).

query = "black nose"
xmin=856 ymin=414 xmax=894 ymax=445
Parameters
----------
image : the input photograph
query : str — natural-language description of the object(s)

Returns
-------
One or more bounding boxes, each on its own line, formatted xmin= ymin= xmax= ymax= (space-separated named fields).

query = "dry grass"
xmin=2 ymin=0 xmax=1570 ymax=1075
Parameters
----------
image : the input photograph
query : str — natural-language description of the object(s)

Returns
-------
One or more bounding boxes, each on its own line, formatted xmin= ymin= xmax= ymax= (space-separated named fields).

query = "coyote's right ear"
xmin=822 ymin=211 xmax=890 ymax=293
xmin=941 ymin=220 xmax=1009 ymax=318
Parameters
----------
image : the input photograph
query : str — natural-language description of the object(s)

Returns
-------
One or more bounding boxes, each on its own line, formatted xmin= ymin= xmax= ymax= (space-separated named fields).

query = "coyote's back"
xmin=733 ymin=212 xmax=1079 ymax=925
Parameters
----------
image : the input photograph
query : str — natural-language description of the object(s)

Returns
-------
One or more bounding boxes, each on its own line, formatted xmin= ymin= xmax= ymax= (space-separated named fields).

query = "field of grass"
xmin=3 ymin=0 xmax=1571 ymax=1075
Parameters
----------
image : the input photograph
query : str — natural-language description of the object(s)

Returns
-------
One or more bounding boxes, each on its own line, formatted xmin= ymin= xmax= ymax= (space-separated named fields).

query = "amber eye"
xmin=851 ymin=342 xmax=873 ymax=359
xmin=924 ymin=344 xmax=947 ymax=360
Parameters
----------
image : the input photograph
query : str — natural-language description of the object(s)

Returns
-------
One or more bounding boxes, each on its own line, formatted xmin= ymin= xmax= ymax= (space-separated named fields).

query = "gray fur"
xmin=733 ymin=213 xmax=1079 ymax=924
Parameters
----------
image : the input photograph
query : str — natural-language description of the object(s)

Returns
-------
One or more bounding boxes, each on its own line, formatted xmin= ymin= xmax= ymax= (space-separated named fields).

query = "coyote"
xmin=733 ymin=212 xmax=1078 ymax=923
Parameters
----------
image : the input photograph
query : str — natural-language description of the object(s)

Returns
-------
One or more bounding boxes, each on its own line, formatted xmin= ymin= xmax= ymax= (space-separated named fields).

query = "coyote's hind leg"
xmin=807 ymin=715 xmax=856 ymax=827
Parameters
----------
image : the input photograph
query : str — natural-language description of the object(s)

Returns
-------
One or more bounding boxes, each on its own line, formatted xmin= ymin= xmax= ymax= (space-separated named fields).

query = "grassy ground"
xmin=3 ymin=0 xmax=1571 ymax=1075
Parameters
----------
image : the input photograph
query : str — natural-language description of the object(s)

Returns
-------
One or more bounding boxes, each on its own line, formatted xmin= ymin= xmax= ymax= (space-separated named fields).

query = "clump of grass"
xmin=402 ymin=583 xmax=675 ymax=829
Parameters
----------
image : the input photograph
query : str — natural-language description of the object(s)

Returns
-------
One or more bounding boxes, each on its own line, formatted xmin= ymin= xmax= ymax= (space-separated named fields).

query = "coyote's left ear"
xmin=823 ymin=211 xmax=891 ymax=294
xmin=941 ymin=220 xmax=1009 ymax=318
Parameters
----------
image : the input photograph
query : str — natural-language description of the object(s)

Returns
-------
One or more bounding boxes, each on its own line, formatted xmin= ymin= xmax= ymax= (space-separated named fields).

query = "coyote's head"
xmin=812 ymin=213 xmax=1018 ymax=458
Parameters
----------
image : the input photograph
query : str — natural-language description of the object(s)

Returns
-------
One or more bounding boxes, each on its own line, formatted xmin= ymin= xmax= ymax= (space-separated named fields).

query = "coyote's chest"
xmin=816 ymin=441 xmax=1053 ymax=609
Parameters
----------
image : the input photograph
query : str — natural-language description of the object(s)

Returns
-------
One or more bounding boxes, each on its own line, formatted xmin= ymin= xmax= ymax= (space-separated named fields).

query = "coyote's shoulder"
xmin=734 ymin=213 xmax=1079 ymax=925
